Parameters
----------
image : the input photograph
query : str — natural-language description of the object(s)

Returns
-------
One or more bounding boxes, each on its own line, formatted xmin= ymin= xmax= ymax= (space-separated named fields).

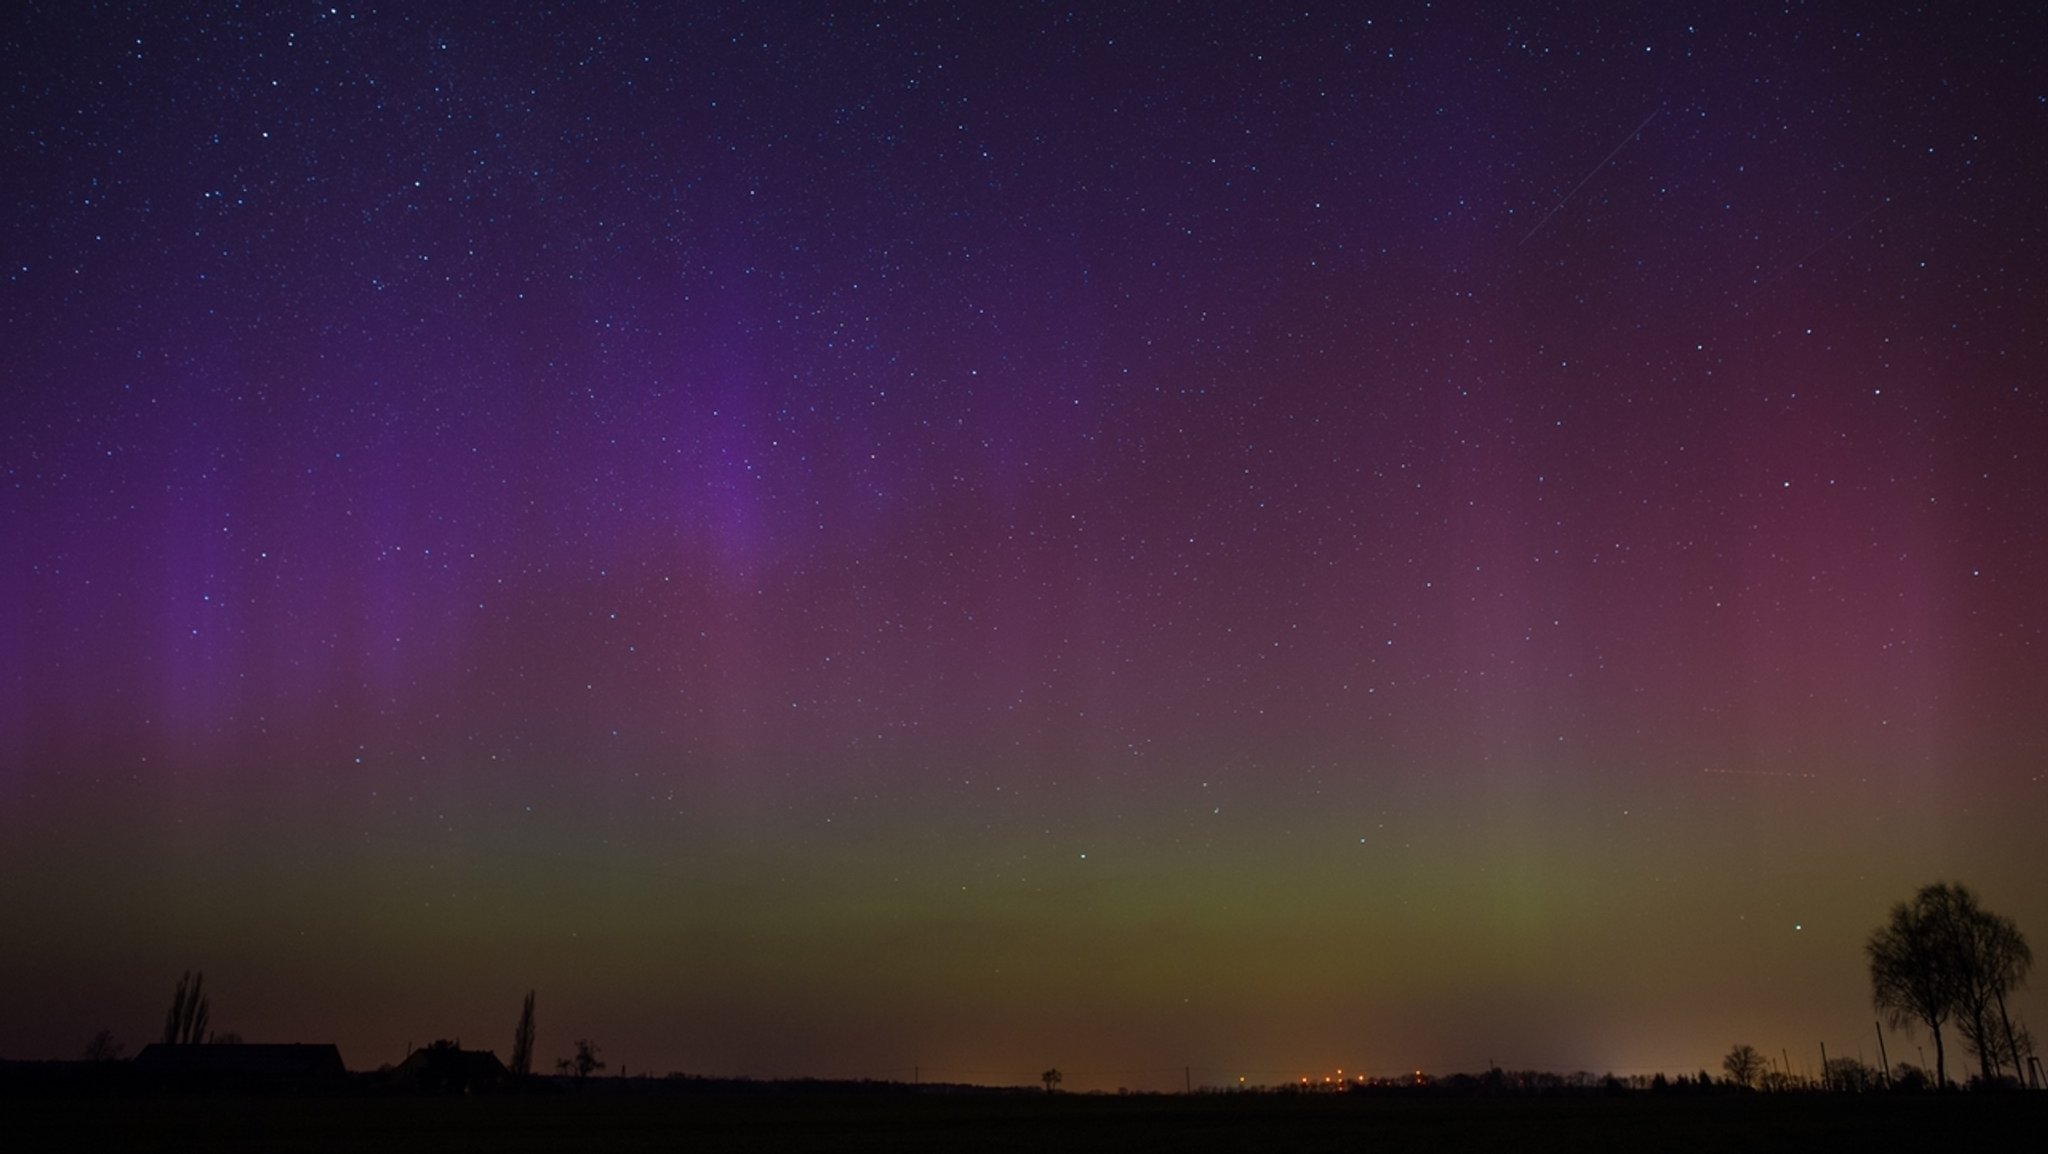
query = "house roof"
xmin=395 ymin=1043 xmax=510 ymax=1084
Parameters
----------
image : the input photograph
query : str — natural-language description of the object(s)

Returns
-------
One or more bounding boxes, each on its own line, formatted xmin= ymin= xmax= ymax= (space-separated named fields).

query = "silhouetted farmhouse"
xmin=132 ymin=1043 xmax=346 ymax=1091
xmin=392 ymin=1040 xmax=512 ymax=1094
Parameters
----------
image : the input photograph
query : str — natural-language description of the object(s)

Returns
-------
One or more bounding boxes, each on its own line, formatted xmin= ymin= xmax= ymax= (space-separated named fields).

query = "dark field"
xmin=11 ymin=1091 xmax=2043 ymax=1153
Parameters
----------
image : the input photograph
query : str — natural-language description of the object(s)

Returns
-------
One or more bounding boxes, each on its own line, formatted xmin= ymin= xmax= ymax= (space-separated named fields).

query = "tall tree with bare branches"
xmin=1868 ymin=882 xmax=2032 ymax=1088
xmin=162 ymin=970 xmax=210 ymax=1046
xmin=1955 ymin=903 xmax=2032 ymax=1082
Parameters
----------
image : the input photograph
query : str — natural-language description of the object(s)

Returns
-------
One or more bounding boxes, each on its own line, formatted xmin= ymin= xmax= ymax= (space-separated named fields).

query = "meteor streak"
xmin=1520 ymin=107 xmax=1662 ymax=245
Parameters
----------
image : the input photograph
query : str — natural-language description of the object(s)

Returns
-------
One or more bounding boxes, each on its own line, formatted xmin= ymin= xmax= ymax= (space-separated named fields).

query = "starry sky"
xmin=4 ymin=2 xmax=2044 ymax=1088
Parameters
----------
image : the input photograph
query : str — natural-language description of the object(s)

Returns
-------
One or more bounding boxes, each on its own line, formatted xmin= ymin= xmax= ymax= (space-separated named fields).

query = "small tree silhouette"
xmin=510 ymin=990 xmax=537 ymax=1077
xmin=1721 ymin=1044 xmax=1764 ymax=1089
xmin=573 ymin=1039 xmax=605 ymax=1080
xmin=1824 ymin=1056 xmax=1878 ymax=1092
xmin=1891 ymin=1063 xmax=1931 ymax=1091
xmin=162 ymin=971 xmax=210 ymax=1045
xmin=81 ymin=1030 xmax=125 ymax=1062
xmin=1041 ymin=1067 xmax=1062 ymax=1093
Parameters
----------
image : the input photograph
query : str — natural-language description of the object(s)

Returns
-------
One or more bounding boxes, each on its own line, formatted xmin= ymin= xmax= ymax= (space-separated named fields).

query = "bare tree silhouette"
xmin=1041 ymin=1067 xmax=1062 ymax=1093
xmin=1721 ymin=1044 xmax=1764 ymax=1089
xmin=1956 ymin=904 xmax=2031 ymax=1082
xmin=81 ymin=1029 xmax=125 ymax=1062
xmin=1869 ymin=887 xmax=1962 ymax=1087
xmin=510 ymin=990 xmax=537 ymax=1077
xmin=1869 ymin=882 xmax=2032 ymax=1087
xmin=162 ymin=970 xmax=210 ymax=1045
xmin=1824 ymin=1056 xmax=1879 ymax=1092
xmin=572 ymin=1039 xmax=605 ymax=1080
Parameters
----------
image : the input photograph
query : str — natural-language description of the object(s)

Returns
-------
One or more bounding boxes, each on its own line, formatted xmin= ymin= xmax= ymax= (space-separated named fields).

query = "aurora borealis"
xmin=4 ymin=3 xmax=2044 ymax=1089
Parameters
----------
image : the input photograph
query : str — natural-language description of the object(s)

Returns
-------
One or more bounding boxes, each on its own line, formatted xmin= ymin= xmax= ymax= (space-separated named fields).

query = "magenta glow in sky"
xmin=4 ymin=3 xmax=2044 ymax=1088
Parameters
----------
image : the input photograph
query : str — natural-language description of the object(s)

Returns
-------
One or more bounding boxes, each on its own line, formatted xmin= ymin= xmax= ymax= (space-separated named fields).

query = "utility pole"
xmin=1874 ymin=1022 xmax=1890 ymax=1089
xmin=1819 ymin=1042 xmax=1830 ymax=1091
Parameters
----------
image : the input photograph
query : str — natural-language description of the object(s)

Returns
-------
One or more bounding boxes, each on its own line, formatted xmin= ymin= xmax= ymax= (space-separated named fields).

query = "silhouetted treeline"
xmin=19 ymin=1057 xmax=2015 ymax=1098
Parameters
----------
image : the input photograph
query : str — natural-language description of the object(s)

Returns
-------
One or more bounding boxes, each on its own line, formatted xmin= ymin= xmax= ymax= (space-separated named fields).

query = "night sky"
xmin=4 ymin=2 xmax=2044 ymax=1089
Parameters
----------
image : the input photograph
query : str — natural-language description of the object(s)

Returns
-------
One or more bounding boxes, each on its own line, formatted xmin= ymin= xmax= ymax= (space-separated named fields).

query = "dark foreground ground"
xmin=11 ymin=1090 xmax=2044 ymax=1153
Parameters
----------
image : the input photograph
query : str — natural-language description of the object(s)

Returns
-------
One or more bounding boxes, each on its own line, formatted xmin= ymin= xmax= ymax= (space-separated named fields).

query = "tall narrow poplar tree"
xmin=510 ymin=989 xmax=536 ymax=1077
